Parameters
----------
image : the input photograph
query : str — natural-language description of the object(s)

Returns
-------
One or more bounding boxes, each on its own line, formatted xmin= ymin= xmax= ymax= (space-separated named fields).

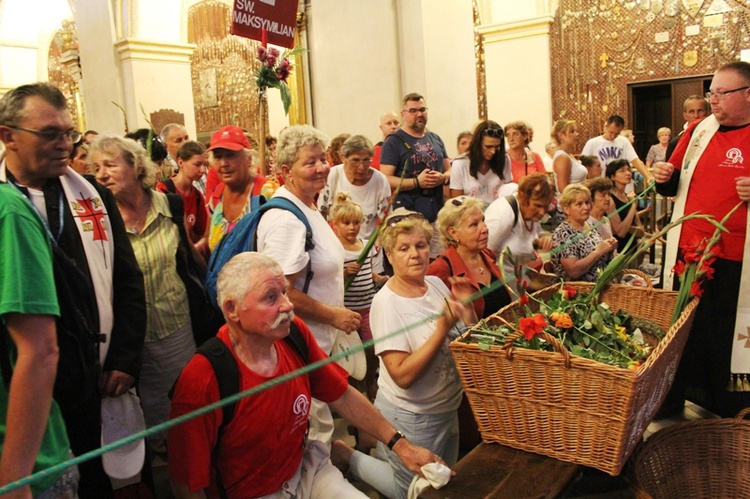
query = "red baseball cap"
xmin=208 ymin=125 xmax=251 ymax=151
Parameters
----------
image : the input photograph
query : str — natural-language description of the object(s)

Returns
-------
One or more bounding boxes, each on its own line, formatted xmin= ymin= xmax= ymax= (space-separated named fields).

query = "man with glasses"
xmin=0 ymin=82 xmax=146 ymax=497
xmin=581 ymin=114 xmax=653 ymax=185
xmin=380 ymin=92 xmax=451 ymax=259
xmin=654 ymin=61 xmax=750 ymax=419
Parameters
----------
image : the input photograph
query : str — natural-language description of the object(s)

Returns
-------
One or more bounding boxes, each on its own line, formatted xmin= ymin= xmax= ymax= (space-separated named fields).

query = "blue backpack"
xmin=206 ymin=196 xmax=315 ymax=309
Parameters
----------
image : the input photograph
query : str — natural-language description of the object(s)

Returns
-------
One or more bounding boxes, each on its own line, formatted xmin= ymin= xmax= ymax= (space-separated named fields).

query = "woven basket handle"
xmin=502 ymin=330 xmax=572 ymax=368
xmin=733 ymin=407 xmax=750 ymax=425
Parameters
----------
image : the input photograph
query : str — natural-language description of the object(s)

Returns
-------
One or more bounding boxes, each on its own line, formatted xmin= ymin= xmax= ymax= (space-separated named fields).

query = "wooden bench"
xmin=419 ymin=442 xmax=581 ymax=498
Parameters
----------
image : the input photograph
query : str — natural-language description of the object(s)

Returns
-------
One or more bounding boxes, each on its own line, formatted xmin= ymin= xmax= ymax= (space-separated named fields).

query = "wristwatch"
xmin=387 ymin=430 xmax=405 ymax=450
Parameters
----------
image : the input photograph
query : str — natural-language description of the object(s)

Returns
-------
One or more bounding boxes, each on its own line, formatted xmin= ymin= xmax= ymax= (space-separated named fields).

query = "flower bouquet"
xmin=468 ymin=283 xmax=665 ymax=370
xmin=255 ymin=45 xmax=304 ymax=115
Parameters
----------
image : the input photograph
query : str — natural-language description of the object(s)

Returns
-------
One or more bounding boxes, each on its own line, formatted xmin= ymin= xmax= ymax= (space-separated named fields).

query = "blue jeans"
xmin=349 ymin=396 xmax=458 ymax=499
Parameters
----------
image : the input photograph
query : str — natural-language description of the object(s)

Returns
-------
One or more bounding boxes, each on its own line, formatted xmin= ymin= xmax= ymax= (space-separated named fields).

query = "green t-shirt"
xmin=0 ymin=183 xmax=70 ymax=494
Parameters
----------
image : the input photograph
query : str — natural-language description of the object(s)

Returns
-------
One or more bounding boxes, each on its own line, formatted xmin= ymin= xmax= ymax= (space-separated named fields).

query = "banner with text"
xmin=231 ymin=0 xmax=297 ymax=48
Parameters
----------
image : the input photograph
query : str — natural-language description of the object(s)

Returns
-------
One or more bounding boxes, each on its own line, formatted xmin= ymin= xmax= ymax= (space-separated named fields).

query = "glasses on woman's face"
xmin=387 ymin=212 xmax=425 ymax=227
xmin=482 ymin=128 xmax=504 ymax=139
xmin=347 ymin=157 xmax=372 ymax=168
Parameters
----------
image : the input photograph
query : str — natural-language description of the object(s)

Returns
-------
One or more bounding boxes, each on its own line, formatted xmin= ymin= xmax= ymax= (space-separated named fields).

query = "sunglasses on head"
xmin=451 ymin=196 xmax=470 ymax=207
xmin=482 ymin=128 xmax=504 ymax=139
xmin=387 ymin=212 xmax=425 ymax=227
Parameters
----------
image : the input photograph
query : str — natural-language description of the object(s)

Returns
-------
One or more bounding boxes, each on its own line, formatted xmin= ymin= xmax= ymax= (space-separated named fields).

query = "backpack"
xmin=189 ymin=322 xmax=308 ymax=499
xmin=206 ymin=197 xmax=315 ymax=310
xmin=166 ymin=193 xmax=226 ymax=347
xmin=161 ymin=178 xmax=201 ymax=213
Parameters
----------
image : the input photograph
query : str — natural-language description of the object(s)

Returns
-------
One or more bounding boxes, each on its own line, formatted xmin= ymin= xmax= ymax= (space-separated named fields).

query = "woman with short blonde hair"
xmin=551 ymin=183 xmax=618 ymax=282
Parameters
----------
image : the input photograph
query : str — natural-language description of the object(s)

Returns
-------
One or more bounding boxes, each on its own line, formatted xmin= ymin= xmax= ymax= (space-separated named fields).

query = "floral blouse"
xmin=552 ymin=220 xmax=611 ymax=282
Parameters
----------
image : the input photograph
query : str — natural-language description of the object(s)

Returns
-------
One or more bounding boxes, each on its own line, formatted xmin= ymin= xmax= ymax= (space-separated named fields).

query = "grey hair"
xmin=341 ymin=134 xmax=374 ymax=157
xmin=89 ymin=135 xmax=157 ymax=190
xmin=0 ymin=82 xmax=67 ymax=126
xmin=217 ymin=252 xmax=283 ymax=313
xmin=159 ymin=123 xmax=186 ymax=142
xmin=276 ymin=125 xmax=329 ymax=168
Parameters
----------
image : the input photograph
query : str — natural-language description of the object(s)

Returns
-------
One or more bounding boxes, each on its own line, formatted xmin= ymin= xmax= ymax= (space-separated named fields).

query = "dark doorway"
xmin=628 ymin=75 xmax=712 ymax=160
xmin=631 ymin=84 xmax=671 ymax=159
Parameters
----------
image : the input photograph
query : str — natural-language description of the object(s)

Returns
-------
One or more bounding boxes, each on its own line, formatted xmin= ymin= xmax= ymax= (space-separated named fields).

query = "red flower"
xmin=561 ymin=285 xmax=577 ymax=300
xmin=673 ymin=260 xmax=685 ymax=276
xmin=690 ymin=280 xmax=704 ymax=298
xmin=700 ymin=264 xmax=715 ymax=280
xmin=681 ymin=236 xmax=708 ymax=264
xmin=519 ymin=294 xmax=529 ymax=306
xmin=520 ymin=314 xmax=547 ymax=341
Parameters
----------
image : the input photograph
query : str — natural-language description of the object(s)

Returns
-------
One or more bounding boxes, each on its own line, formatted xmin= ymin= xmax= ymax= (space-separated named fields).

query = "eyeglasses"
xmin=403 ymin=107 xmax=428 ymax=115
xmin=348 ymin=157 xmax=372 ymax=168
xmin=451 ymin=196 xmax=469 ymax=206
xmin=387 ymin=212 xmax=425 ymax=227
xmin=482 ymin=128 xmax=504 ymax=139
xmin=8 ymin=126 xmax=82 ymax=144
xmin=706 ymin=86 xmax=749 ymax=99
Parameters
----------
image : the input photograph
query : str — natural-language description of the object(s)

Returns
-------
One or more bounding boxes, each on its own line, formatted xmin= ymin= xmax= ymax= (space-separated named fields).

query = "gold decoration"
xmin=188 ymin=1 xmax=263 ymax=140
xmin=600 ymin=52 xmax=610 ymax=68
xmin=48 ymin=22 xmax=83 ymax=131
xmin=551 ymin=0 xmax=750 ymax=143
xmin=683 ymin=49 xmax=698 ymax=66
xmin=681 ymin=0 xmax=705 ymax=18
xmin=473 ymin=0 xmax=487 ymax=121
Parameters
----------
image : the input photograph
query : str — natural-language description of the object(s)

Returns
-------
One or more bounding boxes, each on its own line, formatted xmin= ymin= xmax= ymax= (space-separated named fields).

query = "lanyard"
xmin=8 ymin=180 xmax=64 ymax=244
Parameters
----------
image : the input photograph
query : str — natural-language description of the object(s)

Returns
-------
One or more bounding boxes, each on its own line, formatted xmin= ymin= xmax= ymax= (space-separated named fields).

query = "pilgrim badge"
xmin=681 ymin=0 xmax=704 ymax=18
xmin=683 ymin=50 xmax=698 ymax=66
xmin=665 ymin=0 xmax=680 ymax=16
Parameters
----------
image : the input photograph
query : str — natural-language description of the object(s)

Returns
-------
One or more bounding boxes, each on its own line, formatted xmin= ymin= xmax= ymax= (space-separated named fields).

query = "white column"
xmin=114 ymin=38 xmax=196 ymax=136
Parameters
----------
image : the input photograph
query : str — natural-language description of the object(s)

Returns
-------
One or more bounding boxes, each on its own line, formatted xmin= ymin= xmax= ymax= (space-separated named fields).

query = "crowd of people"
xmin=1 ymin=60 xmax=749 ymax=499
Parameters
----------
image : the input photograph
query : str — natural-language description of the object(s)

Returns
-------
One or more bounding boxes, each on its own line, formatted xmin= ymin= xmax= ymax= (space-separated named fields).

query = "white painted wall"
xmin=483 ymin=24 xmax=553 ymax=154
xmin=304 ymin=0 xmax=402 ymax=144
xmin=418 ymin=0 xmax=478 ymax=157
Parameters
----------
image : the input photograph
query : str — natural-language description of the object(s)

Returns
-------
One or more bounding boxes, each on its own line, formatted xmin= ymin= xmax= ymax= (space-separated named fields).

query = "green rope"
xmin=0 ymin=183 xmax=658 ymax=494
xmin=0 ymin=278 xmax=507 ymax=495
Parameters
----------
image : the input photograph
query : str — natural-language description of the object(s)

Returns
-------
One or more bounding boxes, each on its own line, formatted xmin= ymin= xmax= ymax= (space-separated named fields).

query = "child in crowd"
xmin=330 ymin=193 xmax=388 ymax=401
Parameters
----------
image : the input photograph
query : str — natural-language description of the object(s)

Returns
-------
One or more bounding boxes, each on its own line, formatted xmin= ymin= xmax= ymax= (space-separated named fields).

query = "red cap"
xmin=208 ymin=125 xmax=250 ymax=151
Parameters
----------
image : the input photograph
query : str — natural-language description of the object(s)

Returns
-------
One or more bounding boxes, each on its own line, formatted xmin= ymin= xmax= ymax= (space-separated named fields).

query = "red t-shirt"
xmin=670 ymin=119 xmax=750 ymax=261
xmin=205 ymin=167 xmax=221 ymax=202
xmin=168 ymin=320 xmax=348 ymax=498
xmin=155 ymin=181 xmax=208 ymax=243
xmin=371 ymin=144 xmax=383 ymax=171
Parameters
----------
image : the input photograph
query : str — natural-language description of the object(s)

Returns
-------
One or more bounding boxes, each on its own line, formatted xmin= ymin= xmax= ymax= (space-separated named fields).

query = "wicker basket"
xmin=450 ymin=281 xmax=698 ymax=475
xmin=627 ymin=408 xmax=750 ymax=498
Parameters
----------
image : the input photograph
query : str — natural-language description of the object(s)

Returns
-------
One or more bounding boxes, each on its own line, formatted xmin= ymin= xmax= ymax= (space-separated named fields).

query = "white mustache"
xmin=268 ymin=311 xmax=295 ymax=329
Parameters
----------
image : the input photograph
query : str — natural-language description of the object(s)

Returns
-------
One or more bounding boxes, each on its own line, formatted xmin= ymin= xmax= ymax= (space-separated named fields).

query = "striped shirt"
xmin=343 ymin=241 xmax=377 ymax=310
xmin=127 ymin=191 xmax=190 ymax=342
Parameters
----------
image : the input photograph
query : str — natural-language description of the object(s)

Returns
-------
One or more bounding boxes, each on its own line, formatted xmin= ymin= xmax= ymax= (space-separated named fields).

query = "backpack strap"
xmin=163 ymin=178 xmax=176 ymax=194
xmin=254 ymin=197 xmax=315 ymax=293
xmin=196 ymin=337 xmax=237 ymax=499
xmin=505 ymin=195 xmax=519 ymax=228
xmin=195 ymin=322 xmax=308 ymax=498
